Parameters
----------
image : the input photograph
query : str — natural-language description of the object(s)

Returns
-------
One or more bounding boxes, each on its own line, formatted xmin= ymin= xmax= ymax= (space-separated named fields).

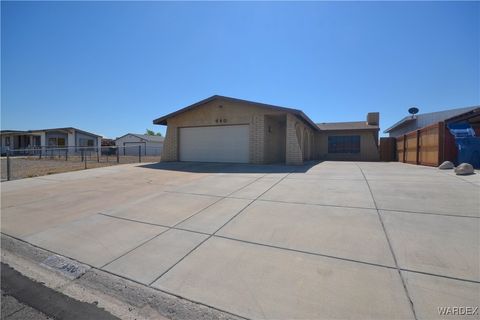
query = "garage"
xmin=179 ymin=125 xmax=249 ymax=163
xmin=115 ymin=133 xmax=164 ymax=156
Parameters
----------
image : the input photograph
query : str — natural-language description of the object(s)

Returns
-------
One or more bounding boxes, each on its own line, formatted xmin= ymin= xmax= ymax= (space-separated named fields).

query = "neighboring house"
xmin=153 ymin=95 xmax=380 ymax=165
xmin=0 ymin=127 xmax=102 ymax=154
xmin=115 ymin=133 xmax=164 ymax=156
xmin=384 ymin=106 xmax=478 ymax=138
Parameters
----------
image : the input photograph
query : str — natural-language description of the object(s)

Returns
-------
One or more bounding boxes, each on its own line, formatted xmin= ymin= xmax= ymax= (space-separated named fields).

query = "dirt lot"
xmin=0 ymin=156 xmax=161 ymax=181
xmin=1 ymin=161 xmax=479 ymax=319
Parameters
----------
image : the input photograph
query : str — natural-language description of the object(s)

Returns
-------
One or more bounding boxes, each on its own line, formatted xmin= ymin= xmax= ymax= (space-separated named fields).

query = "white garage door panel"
xmin=179 ymin=125 xmax=249 ymax=163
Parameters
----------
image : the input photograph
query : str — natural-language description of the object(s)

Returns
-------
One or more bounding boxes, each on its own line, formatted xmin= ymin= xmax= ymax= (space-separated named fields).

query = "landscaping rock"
xmin=438 ymin=161 xmax=454 ymax=170
xmin=454 ymin=163 xmax=474 ymax=175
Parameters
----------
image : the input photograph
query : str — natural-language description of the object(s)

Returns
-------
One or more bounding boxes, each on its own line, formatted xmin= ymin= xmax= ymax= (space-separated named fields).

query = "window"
xmin=328 ymin=135 xmax=360 ymax=154
xmin=47 ymin=137 xmax=66 ymax=147
xmin=57 ymin=138 xmax=66 ymax=147
xmin=5 ymin=137 xmax=10 ymax=146
xmin=48 ymin=138 xmax=57 ymax=147
xmin=79 ymin=138 xmax=94 ymax=147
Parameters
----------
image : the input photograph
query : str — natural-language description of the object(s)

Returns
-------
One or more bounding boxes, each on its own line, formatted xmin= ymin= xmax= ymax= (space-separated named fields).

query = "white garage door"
xmin=179 ymin=125 xmax=249 ymax=163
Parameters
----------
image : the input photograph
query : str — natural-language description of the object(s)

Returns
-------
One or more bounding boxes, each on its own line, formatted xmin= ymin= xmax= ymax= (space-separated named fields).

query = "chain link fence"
xmin=1 ymin=145 xmax=162 ymax=181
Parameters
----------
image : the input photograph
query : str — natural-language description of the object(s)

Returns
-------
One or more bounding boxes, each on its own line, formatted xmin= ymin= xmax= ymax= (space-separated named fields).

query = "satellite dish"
xmin=408 ymin=107 xmax=419 ymax=115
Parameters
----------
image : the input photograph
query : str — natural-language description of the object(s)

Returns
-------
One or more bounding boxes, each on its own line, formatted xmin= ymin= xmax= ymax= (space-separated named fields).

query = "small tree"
xmin=146 ymin=129 xmax=162 ymax=137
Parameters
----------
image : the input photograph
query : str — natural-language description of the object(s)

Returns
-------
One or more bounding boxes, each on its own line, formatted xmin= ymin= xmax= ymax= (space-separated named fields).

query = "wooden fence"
xmin=396 ymin=122 xmax=444 ymax=167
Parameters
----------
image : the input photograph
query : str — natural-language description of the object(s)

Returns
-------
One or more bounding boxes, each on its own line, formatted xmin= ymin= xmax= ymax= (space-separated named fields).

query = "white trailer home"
xmin=0 ymin=127 xmax=102 ymax=155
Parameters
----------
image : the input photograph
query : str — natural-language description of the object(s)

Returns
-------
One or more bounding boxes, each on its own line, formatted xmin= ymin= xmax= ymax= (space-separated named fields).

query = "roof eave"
xmin=383 ymin=117 xmax=415 ymax=133
xmin=153 ymin=95 xmax=321 ymax=132
xmin=320 ymin=127 xmax=380 ymax=132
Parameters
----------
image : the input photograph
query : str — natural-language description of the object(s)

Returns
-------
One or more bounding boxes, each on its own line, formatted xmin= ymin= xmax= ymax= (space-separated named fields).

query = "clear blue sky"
xmin=1 ymin=1 xmax=478 ymax=138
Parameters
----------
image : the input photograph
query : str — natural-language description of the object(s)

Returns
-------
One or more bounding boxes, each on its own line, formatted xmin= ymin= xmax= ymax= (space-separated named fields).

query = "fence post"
xmin=438 ymin=122 xmax=445 ymax=166
xmin=416 ymin=129 xmax=420 ymax=165
xmin=97 ymin=146 xmax=100 ymax=163
xmin=116 ymin=147 xmax=119 ymax=164
xmin=6 ymin=151 xmax=11 ymax=181
xmin=402 ymin=135 xmax=406 ymax=163
xmin=65 ymin=148 xmax=68 ymax=161
xmin=138 ymin=145 xmax=142 ymax=163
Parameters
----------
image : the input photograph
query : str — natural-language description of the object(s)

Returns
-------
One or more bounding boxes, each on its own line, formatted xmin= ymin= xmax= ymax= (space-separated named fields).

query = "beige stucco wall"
xmin=159 ymin=98 xmax=314 ymax=164
xmin=264 ymin=115 xmax=286 ymax=163
xmin=315 ymin=130 xmax=380 ymax=161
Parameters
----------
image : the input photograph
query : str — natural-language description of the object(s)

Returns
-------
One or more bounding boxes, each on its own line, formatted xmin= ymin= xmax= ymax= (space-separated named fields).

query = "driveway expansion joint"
xmin=147 ymin=172 xmax=293 ymax=286
xmin=356 ymin=163 xmax=418 ymax=320
xmin=1 ymin=233 xmax=251 ymax=320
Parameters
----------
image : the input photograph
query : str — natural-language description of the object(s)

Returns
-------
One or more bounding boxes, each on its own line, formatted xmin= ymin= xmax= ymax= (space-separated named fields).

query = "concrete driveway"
xmin=1 ymin=161 xmax=479 ymax=319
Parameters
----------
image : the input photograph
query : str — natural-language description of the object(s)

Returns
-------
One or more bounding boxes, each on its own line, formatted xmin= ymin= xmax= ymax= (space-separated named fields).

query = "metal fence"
xmin=1 ymin=145 xmax=162 ymax=181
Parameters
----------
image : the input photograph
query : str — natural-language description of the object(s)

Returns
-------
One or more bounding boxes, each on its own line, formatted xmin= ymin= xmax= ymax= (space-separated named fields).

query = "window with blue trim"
xmin=328 ymin=135 xmax=360 ymax=153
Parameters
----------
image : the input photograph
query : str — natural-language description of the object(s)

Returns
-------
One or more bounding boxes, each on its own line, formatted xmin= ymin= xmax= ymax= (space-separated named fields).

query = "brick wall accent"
xmin=286 ymin=114 xmax=304 ymax=165
xmin=161 ymin=125 xmax=178 ymax=161
xmin=250 ymin=115 xmax=265 ymax=164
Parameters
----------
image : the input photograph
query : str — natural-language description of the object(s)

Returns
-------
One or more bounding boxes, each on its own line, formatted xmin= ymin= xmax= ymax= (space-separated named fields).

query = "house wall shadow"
xmin=137 ymin=161 xmax=321 ymax=174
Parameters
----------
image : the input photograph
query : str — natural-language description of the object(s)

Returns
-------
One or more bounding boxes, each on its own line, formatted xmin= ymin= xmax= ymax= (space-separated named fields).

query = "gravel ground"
xmin=0 ymin=156 xmax=161 ymax=181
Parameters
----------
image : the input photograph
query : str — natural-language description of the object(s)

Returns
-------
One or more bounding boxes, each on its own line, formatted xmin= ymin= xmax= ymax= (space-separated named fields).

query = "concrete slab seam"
xmin=1 ymin=233 xmax=251 ymax=320
xmin=214 ymin=235 xmax=396 ymax=270
xmin=162 ymin=192 xmax=479 ymax=219
xmin=4 ymin=306 xmax=27 ymax=319
xmin=2 ymin=189 xmax=96 ymax=210
xmin=147 ymin=172 xmax=294 ymax=286
xmin=100 ymin=173 xmax=269 ymax=274
xmin=99 ymin=228 xmax=172 ymax=269
xmin=169 ymin=173 xmax=269 ymax=226
xmin=96 ymin=212 xmax=480 ymax=284
xmin=6 ymin=216 xmax=480 ymax=287
xmin=440 ymin=171 xmax=480 ymax=187
xmin=96 ymin=213 xmax=211 ymax=236
xmin=356 ymin=162 xmax=418 ymax=320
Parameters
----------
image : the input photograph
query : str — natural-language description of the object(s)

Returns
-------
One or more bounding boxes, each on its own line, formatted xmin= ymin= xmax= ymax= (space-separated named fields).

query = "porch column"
xmin=67 ymin=132 xmax=75 ymax=154
xmin=40 ymin=132 xmax=46 ymax=156
xmin=97 ymin=136 xmax=102 ymax=158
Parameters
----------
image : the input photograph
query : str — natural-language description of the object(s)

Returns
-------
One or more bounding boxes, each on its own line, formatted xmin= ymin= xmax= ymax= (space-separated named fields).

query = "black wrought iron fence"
xmin=1 ymin=145 xmax=162 ymax=181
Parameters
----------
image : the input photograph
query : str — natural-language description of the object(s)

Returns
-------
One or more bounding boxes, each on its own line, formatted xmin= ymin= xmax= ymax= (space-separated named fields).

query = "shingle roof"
xmin=316 ymin=121 xmax=379 ymax=131
xmin=153 ymin=95 xmax=321 ymax=132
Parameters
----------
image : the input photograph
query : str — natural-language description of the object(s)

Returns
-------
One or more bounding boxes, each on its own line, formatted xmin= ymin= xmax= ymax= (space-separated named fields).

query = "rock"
xmin=454 ymin=163 xmax=474 ymax=175
xmin=438 ymin=161 xmax=454 ymax=169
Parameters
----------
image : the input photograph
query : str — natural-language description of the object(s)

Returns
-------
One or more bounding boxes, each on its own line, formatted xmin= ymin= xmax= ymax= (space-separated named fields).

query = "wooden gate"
xmin=379 ymin=137 xmax=396 ymax=161
xmin=396 ymin=122 xmax=444 ymax=167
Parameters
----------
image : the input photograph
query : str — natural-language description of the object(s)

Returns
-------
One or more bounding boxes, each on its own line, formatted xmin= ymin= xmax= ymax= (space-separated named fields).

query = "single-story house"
xmin=115 ymin=133 xmax=164 ymax=156
xmin=153 ymin=95 xmax=380 ymax=165
xmin=384 ymin=106 xmax=478 ymax=138
xmin=0 ymin=127 xmax=102 ymax=155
